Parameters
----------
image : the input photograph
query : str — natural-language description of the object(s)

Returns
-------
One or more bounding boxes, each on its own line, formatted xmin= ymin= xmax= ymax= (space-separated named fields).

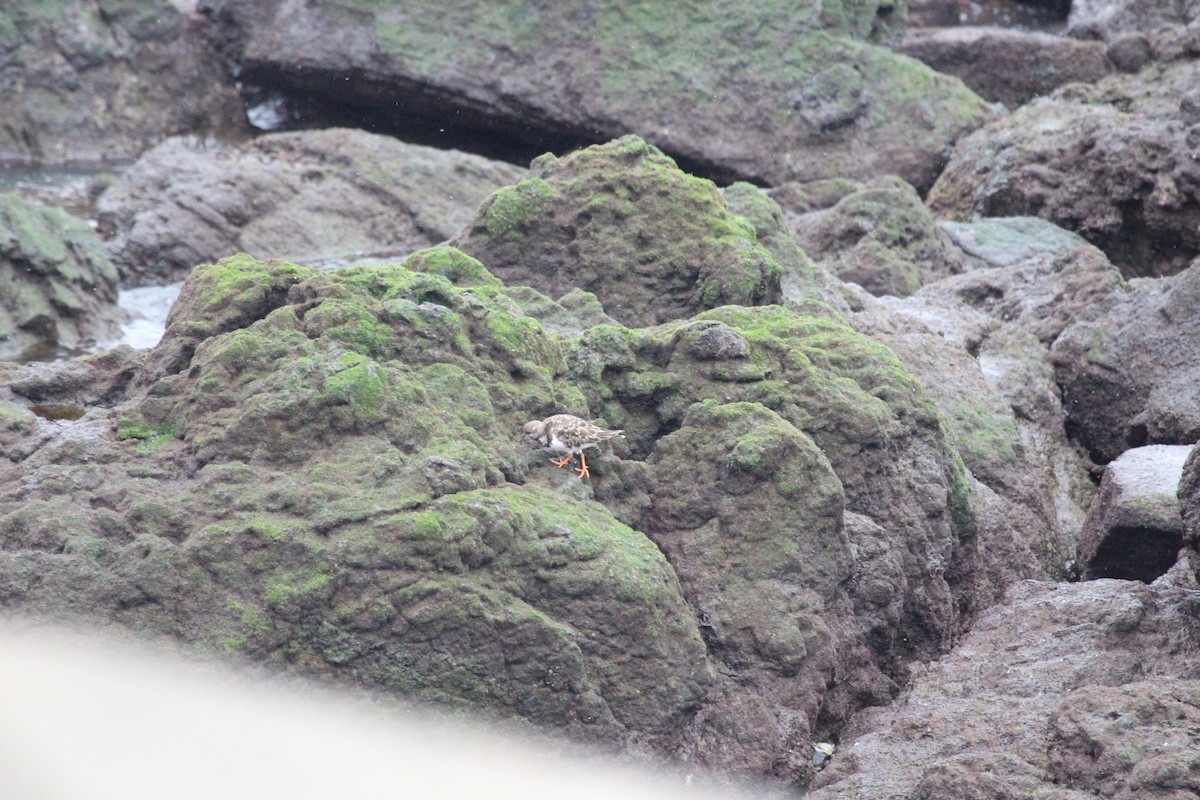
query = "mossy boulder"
xmin=0 ymin=193 xmax=121 ymax=360
xmin=788 ymin=176 xmax=970 ymax=297
xmin=114 ymin=483 xmax=711 ymax=747
xmin=721 ymin=182 xmax=851 ymax=311
xmin=204 ymin=0 xmax=995 ymax=191
xmin=1 ymin=250 xmax=710 ymax=753
xmin=126 ymin=250 xmax=578 ymax=486
xmin=453 ymin=136 xmax=782 ymax=328
xmin=643 ymin=400 xmax=849 ymax=774
xmin=1 ymin=248 xmax=1003 ymax=784
xmin=566 ymin=299 xmax=979 ymax=758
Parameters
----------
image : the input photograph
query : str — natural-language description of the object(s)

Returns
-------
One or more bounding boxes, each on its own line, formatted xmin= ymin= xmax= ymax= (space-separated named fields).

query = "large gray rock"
xmin=0 ymin=252 xmax=714 ymax=758
xmin=933 ymin=217 xmax=1125 ymax=346
xmin=1068 ymin=0 xmax=1200 ymax=39
xmin=787 ymin=176 xmax=969 ymax=298
xmin=928 ymin=57 xmax=1200 ymax=278
xmin=810 ymin=579 xmax=1200 ymax=799
xmin=97 ymin=129 xmax=527 ymax=285
xmin=198 ymin=0 xmax=998 ymax=192
xmin=0 ymin=1 xmax=245 ymax=166
xmin=1080 ymin=445 xmax=1192 ymax=582
xmin=899 ymin=27 xmax=1111 ymax=110
xmin=1053 ymin=260 xmax=1200 ymax=464
xmin=0 ymin=193 xmax=121 ymax=360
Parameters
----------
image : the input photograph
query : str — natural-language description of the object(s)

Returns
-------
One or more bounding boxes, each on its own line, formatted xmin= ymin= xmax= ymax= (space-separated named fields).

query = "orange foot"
xmin=575 ymin=451 xmax=590 ymax=479
xmin=550 ymin=453 xmax=574 ymax=468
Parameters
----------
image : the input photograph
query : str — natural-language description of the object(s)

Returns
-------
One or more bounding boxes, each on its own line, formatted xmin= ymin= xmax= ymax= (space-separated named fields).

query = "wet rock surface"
xmin=1081 ymin=445 xmax=1192 ymax=582
xmin=0 ymin=193 xmax=122 ymax=361
xmin=0 ymin=1 xmax=245 ymax=166
xmin=7 ymin=0 xmax=1200 ymax=793
xmin=198 ymin=0 xmax=997 ymax=192
xmin=810 ymin=579 xmax=1200 ymax=800
xmin=97 ymin=129 xmax=527 ymax=286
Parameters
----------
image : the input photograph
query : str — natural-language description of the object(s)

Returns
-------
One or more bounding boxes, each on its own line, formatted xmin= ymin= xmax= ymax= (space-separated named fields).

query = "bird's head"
xmin=523 ymin=419 xmax=549 ymax=445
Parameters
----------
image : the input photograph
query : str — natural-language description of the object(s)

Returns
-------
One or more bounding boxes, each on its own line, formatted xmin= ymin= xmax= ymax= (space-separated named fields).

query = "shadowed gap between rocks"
xmin=1086 ymin=525 xmax=1183 ymax=583
xmin=234 ymin=66 xmax=765 ymax=188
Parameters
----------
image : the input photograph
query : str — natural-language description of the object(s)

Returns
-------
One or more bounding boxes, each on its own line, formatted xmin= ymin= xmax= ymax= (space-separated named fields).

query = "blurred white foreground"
xmin=0 ymin=618 xmax=746 ymax=800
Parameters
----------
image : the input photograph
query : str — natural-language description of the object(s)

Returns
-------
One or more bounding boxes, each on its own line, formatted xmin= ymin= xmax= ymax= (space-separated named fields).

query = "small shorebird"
xmin=523 ymin=414 xmax=623 ymax=479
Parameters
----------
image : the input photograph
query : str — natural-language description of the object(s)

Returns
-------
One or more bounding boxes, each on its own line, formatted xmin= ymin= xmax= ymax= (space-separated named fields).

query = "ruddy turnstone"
xmin=523 ymin=414 xmax=623 ymax=479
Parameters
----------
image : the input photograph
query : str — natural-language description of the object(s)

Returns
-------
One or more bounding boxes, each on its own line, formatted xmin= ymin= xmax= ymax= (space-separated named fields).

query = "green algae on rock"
xmin=2 ymin=248 xmax=712 ymax=755
xmin=125 ymin=251 xmax=574 ymax=481
xmin=0 ymin=232 xmax=999 ymax=784
xmin=568 ymin=302 xmax=977 ymax=690
xmin=647 ymin=400 xmax=847 ymax=675
xmin=0 ymin=0 xmax=243 ymax=166
xmin=787 ymin=176 xmax=970 ymax=298
xmin=0 ymin=193 xmax=121 ymax=360
xmin=207 ymin=0 xmax=993 ymax=190
xmin=453 ymin=136 xmax=782 ymax=328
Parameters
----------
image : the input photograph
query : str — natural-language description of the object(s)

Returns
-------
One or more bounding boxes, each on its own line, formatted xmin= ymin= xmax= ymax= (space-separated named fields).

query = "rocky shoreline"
xmin=2 ymin=1 xmax=1199 ymax=796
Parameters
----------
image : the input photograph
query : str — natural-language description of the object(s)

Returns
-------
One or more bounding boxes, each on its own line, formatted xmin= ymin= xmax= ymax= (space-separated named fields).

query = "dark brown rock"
xmin=899 ymin=27 xmax=1110 ymax=110
xmin=1106 ymin=33 xmax=1153 ymax=71
xmin=810 ymin=580 xmax=1200 ymax=799
xmin=1047 ymin=681 xmax=1200 ymax=800
xmin=928 ymin=60 xmax=1200 ymax=278
xmin=1080 ymin=445 xmax=1192 ymax=582
xmin=1052 ymin=260 xmax=1200 ymax=464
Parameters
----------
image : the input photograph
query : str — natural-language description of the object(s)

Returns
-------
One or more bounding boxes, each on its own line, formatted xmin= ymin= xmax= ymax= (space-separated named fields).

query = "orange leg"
xmin=550 ymin=453 xmax=574 ymax=468
xmin=575 ymin=451 xmax=590 ymax=479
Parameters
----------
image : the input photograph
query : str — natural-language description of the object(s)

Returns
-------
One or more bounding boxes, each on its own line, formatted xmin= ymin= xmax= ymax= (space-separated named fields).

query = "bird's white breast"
xmin=549 ymin=433 xmax=601 ymax=454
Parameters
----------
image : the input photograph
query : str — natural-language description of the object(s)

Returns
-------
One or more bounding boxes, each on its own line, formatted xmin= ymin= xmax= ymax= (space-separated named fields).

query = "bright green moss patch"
xmin=402 ymin=247 xmax=502 ymax=289
xmin=307 ymin=298 xmax=397 ymax=360
xmin=480 ymin=179 xmax=554 ymax=240
xmin=116 ymin=418 xmax=180 ymax=450
xmin=326 ymin=353 xmax=389 ymax=425
xmin=266 ymin=570 xmax=334 ymax=608
xmin=196 ymin=253 xmax=308 ymax=308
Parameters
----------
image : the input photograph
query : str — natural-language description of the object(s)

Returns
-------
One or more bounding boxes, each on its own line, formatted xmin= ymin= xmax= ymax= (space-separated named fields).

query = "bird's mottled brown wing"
xmin=550 ymin=415 xmax=622 ymax=449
